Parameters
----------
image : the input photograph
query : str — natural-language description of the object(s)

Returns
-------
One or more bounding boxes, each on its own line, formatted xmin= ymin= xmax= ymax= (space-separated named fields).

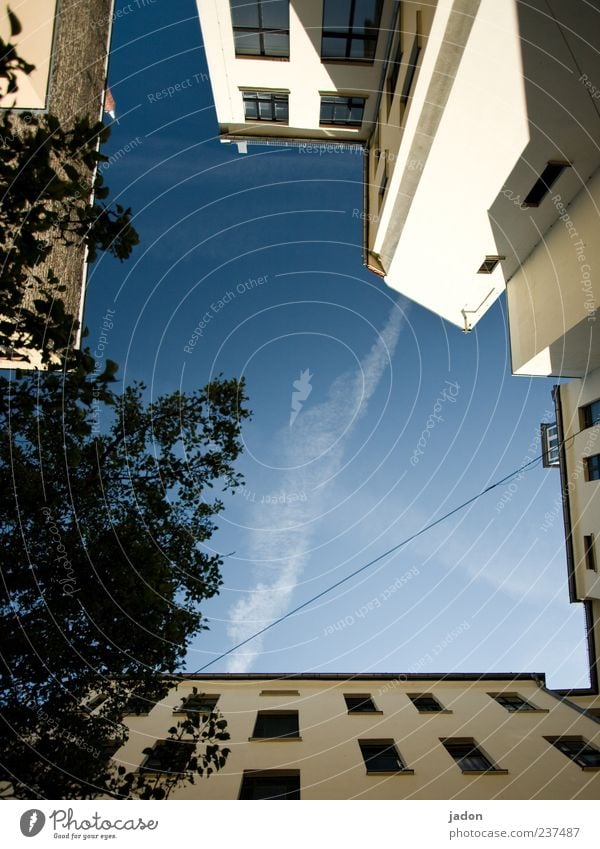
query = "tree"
xmin=1 ymin=23 xmax=139 ymax=366
xmin=0 ymin=362 xmax=250 ymax=798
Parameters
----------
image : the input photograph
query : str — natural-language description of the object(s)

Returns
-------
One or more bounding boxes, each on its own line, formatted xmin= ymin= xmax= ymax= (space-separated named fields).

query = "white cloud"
xmin=226 ymin=304 xmax=406 ymax=671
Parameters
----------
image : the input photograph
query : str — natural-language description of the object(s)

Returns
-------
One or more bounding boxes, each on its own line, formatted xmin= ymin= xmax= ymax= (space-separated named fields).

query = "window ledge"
xmin=366 ymin=769 xmax=415 ymax=776
xmin=248 ymin=736 xmax=302 ymax=742
xmin=460 ymin=769 xmax=509 ymax=775
xmin=235 ymin=55 xmax=290 ymax=61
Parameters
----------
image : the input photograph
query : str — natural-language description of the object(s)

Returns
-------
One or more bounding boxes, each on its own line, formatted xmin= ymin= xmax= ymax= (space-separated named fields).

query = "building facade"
xmin=113 ymin=673 xmax=600 ymax=799
xmin=0 ymin=0 xmax=115 ymax=370
xmin=197 ymin=1 xmax=600 ymax=335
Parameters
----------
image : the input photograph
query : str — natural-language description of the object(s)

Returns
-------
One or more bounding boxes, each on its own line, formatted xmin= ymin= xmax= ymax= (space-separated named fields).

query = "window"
xmin=252 ymin=710 xmax=300 ymax=739
xmin=243 ymin=90 xmax=288 ymax=123
xmin=477 ymin=255 xmax=505 ymax=274
xmin=409 ymin=694 xmax=444 ymax=712
xmin=174 ymin=693 xmax=219 ymax=716
xmin=386 ymin=25 xmax=402 ymax=108
xmin=400 ymin=18 xmax=422 ymax=108
xmin=320 ymin=95 xmax=365 ymax=127
xmin=546 ymin=737 xmax=600 ymax=769
xmin=122 ymin=695 xmax=152 ymax=716
xmin=378 ymin=163 xmax=388 ymax=207
xmin=580 ymin=399 xmax=600 ymax=429
xmin=584 ymin=534 xmax=596 ymax=571
xmin=491 ymin=693 xmax=538 ymax=712
xmin=541 ymin=422 xmax=560 ymax=468
xmin=359 ymin=740 xmax=408 ymax=773
xmin=585 ymin=454 xmax=600 ymax=481
xmin=141 ymin=739 xmax=195 ymax=775
xmin=321 ymin=0 xmax=383 ymax=62
xmin=522 ymin=161 xmax=569 ymax=207
xmin=442 ymin=739 xmax=500 ymax=772
xmin=86 ymin=694 xmax=108 ymax=711
xmin=229 ymin=0 xmax=289 ymax=58
xmin=344 ymin=694 xmax=380 ymax=713
xmin=239 ymin=770 xmax=300 ymax=799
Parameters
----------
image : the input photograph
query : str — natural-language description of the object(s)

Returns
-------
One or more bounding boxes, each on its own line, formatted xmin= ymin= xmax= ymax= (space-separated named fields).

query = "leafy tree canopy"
xmin=0 ymin=363 xmax=250 ymax=797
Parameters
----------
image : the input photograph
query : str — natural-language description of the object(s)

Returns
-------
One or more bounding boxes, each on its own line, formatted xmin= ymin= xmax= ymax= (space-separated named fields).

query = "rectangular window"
xmin=585 ymin=454 xmax=600 ymax=481
xmin=443 ymin=739 xmax=498 ymax=772
xmin=230 ymin=0 xmax=289 ymax=58
xmin=252 ymin=710 xmax=300 ymax=739
xmin=409 ymin=694 xmax=444 ymax=712
xmin=344 ymin=694 xmax=380 ymax=713
xmin=141 ymin=739 xmax=195 ymax=775
xmin=239 ymin=770 xmax=300 ymax=799
xmin=400 ymin=17 xmax=422 ymax=108
xmin=86 ymin=694 xmax=108 ymax=711
xmin=321 ymin=0 xmax=383 ymax=62
xmin=584 ymin=535 xmax=596 ymax=571
xmin=580 ymin=399 xmax=600 ymax=429
xmin=477 ymin=255 xmax=505 ymax=274
xmin=546 ymin=737 xmax=600 ymax=769
xmin=359 ymin=740 xmax=407 ymax=773
xmin=491 ymin=693 xmax=537 ymax=712
xmin=386 ymin=22 xmax=402 ymax=109
xmin=243 ymin=90 xmax=289 ymax=123
xmin=122 ymin=695 xmax=152 ymax=716
xmin=522 ymin=161 xmax=569 ymax=207
xmin=378 ymin=163 xmax=388 ymax=207
xmin=320 ymin=95 xmax=365 ymax=127
xmin=541 ymin=421 xmax=560 ymax=468
xmin=174 ymin=693 xmax=219 ymax=716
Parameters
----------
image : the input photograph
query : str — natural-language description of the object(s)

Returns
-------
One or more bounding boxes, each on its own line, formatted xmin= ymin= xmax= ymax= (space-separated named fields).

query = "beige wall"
xmin=0 ymin=0 xmax=58 ymax=110
xmin=508 ymin=168 xmax=600 ymax=377
xmin=114 ymin=676 xmax=600 ymax=799
xmin=557 ymin=376 xmax=600 ymax=601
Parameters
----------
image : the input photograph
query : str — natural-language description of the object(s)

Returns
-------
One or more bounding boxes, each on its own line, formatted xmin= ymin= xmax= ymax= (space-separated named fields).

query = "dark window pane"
xmin=353 ymin=0 xmax=381 ymax=32
xmin=444 ymin=741 xmax=493 ymax=771
xmin=258 ymin=100 xmax=274 ymax=119
xmin=274 ymin=100 xmax=288 ymax=120
xmin=230 ymin=0 xmax=260 ymax=28
xmin=345 ymin=695 xmax=378 ymax=712
xmin=323 ymin=0 xmax=351 ymax=29
xmin=321 ymin=36 xmax=347 ymax=58
xmin=411 ymin=695 xmax=442 ymax=712
xmin=587 ymin=454 xmax=600 ymax=480
xmin=262 ymin=32 xmax=289 ymax=55
xmin=261 ymin=0 xmax=289 ymax=29
xmin=360 ymin=742 xmax=403 ymax=771
xmin=253 ymin=711 xmax=299 ymax=738
xmin=244 ymin=100 xmax=258 ymax=118
xmin=583 ymin=400 xmax=600 ymax=428
xmin=234 ymin=31 xmax=261 ymax=54
xmin=240 ymin=773 xmax=300 ymax=799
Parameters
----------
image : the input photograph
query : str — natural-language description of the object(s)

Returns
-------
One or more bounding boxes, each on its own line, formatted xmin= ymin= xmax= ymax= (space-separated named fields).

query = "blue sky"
xmin=84 ymin=0 xmax=589 ymax=689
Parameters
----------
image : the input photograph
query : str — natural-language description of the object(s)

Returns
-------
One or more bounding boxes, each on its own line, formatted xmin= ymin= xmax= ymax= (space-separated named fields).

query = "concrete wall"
xmin=507 ymin=168 xmax=600 ymax=377
xmin=115 ymin=675 xmax=600 ymax=799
